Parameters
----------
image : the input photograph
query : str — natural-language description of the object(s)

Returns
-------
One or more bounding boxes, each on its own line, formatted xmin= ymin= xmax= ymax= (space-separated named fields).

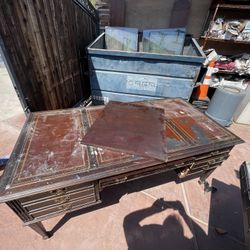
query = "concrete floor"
xmin=0 ymin=66 xmax=250 ymax=249
xmin=0 ymin=66 xmax=24 ymax=157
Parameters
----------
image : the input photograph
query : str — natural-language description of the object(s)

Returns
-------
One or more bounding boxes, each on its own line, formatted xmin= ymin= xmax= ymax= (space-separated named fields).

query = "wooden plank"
xmin=0 ymin=0 xmax=98 ymax=111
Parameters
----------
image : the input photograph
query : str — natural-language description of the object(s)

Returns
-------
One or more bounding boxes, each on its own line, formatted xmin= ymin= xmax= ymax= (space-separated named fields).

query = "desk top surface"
xmin=0 ymin=99 xmax=243 ymax=201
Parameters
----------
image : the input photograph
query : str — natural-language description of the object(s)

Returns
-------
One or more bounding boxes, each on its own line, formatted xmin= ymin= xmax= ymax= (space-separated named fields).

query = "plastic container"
xmin=205 ymin=86 xmax=245 ymax=126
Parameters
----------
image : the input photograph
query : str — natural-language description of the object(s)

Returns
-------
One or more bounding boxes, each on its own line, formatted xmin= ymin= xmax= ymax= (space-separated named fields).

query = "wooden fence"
xmin=0 ymin=0 xmax=98 ymax=111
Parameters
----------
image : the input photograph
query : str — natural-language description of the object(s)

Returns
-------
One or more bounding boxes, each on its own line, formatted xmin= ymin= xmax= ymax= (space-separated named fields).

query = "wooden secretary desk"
xmin=0 ymin=99 xmax=243 ymax=238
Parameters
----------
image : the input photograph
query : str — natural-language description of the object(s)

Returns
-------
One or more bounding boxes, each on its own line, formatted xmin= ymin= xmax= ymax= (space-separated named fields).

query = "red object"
xmin=193 ymin=61 xmax=216 ymax=100
xmin=193 ymin=84 xmax=209 ymax=100
xmin=215 ymin=61 xmax=235 ymax=71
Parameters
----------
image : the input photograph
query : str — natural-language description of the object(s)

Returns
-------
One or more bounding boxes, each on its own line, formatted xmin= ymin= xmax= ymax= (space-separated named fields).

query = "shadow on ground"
xmin=123 ymin=199 xmax=202 ymax=250
xmin=49 ymin=171 xmax=179 ymax=236
xmin=123 ymin=178 xmax=245 ymax=250
xmin=48 ymin=172 xmax=245 ymax=250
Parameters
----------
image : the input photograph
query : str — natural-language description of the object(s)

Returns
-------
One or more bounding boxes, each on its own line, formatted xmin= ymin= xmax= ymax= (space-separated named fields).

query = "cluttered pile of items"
xmin=205 ymin=50 xmax=250 ymax=88
xmin=214 ymin=54 xmax=250 ymax=76
xmin=206 ymin=18 xmax=250 ymax=42
xmin=195 ymin=4 xmax=250 ymax=126
xmin=191 ymin=48 xmax=250 ymax=126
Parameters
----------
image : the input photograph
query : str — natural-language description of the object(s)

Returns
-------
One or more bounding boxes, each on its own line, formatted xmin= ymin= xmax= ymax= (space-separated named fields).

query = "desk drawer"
xmin=19 ymin=182 xmax=100 ymax=219
xmin=173 ymin=150 xmax=230 ymax=178
xmin=28 ymin=195 xmax=97 ymax=219
xmin=22 ymin=188 xmax=95 ymax=211
xmin=20 ymin=182 xmax=95 ymax=204
xmin=99 ymin=151 xmax=230 ymax=188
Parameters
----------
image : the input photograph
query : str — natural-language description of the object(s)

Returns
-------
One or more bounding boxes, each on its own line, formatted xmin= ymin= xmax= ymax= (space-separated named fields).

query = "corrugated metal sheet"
xmin=0 ymin=0 xmax=98 ymax=112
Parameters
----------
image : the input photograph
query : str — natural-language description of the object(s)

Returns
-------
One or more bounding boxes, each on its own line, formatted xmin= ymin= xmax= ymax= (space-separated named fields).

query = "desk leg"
xmin=198 ymin=169 xmax=217 ymax=193
xmin=6 ymin=201 xmax=50 ymax=239
xmin=29 ymin=222 xmax=50 ymax=239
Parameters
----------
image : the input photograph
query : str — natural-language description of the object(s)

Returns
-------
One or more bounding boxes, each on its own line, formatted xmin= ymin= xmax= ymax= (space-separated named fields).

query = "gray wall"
xmin=125 ymin=0 xmax=212 ymax=38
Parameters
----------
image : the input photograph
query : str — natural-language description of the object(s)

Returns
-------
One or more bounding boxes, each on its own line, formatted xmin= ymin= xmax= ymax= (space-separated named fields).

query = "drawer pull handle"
xmin=55 ymin=196 xmax=70 ymax=204
xmin=50 ymin=188 xmax=67 ymax=195
xmin=59 ymin=204 xmax=72 ymax=211
xmin=179 ymin=163 xmax=195 ymax=178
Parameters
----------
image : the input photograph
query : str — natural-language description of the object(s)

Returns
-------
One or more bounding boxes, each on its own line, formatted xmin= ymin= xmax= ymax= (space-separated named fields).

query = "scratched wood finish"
xmin=0 ymin=99 xmax=243 ymax=203
xmin=0 ymin=99 xmax=243 ymax=238
xmin=0 ymin=0 xmax=98 ymax=111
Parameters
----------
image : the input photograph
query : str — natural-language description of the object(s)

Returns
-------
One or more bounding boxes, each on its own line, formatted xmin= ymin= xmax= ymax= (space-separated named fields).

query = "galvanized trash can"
xmin=87 ymin=29 xmax=206 ymax=104
xmin=205 ymin=86 xmax=246 ymax=127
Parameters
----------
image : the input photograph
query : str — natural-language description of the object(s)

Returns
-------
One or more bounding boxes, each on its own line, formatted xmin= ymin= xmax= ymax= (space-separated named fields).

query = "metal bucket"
xmin=205 ymin=86 xmax=245 ymax=126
